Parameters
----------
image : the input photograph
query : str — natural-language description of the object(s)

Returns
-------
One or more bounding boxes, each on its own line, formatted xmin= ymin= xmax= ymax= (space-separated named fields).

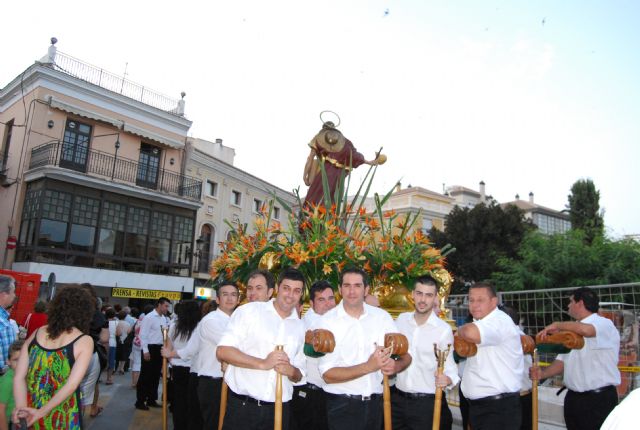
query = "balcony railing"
xmin=52 ymin=51 xmax=183 ymax=115
xmin=29 ymin=141 xmax=202 ymax=202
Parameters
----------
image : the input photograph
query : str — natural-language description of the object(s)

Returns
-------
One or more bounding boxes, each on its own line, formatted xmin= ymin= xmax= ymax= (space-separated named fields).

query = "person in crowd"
xmin=0 ymin=276 xmax=17 ymax=374
xmin=12 ymin=285 xmax=94 ymax=429
xmin=530 ymin=287 xmax=620 ymax=430
xmin=115 ymin=311 xmax=132 ymax=375
xmin=21 ymin=302 xmax=48 ymax=339
xmin=392 ymin=275 xmax=459 ymax=430
xmin=105 ymin=309 xmax=118 ymax=385
xmin=316 ymin=267 xmax=399 ymax=430
xmin=456 ymin=282 xmax=524 ymax=430
xmin=245 ymin=269 xmax=275 ymax=303
xmin=130 ymin=305 xmax=152 ymax=389
xmin=79 ymin=283 xmax=107 ymax=420
xmin=162 ymin=300 xmax=201 ymax=430
xmin=135 ymin=298 xmax=170 ymax=410
xmin=601 ymin=386 xmax=640 ymax=429
xmin=290 ymin=280 xmax=336 ymax=430
xmin=217 ymin=268 xmax=306 ymax=430
xmin=0 ymin=340 xmax=23 ymax=430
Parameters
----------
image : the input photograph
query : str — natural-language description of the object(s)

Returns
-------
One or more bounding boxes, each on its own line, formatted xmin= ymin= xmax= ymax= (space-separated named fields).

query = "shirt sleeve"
xmin=176 ymin=326 xmax=200 ymax=361
xmin=139 ymin=315 xmax=152 ymax=354
xmin=218 ymin=307 xmax=249 ymax=348
xmin=441 ymin=327 xmax=460 ymax=388
xmin=201 ymin=315 xmax=228 ymax=346
xmin=591 ymin=316 xmax=619 ymax=350
xmin=475 ymin=315 xmax=503 ymax=347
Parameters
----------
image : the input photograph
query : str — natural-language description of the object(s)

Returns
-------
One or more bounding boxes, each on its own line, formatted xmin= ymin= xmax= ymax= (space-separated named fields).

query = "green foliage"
xmin=429 ymin=202 xmax=533 ymax=292
xmin=567 ymin=179 xmax=604 ymax=244
xmin=492 ymin=230 xmax=640 ymax=291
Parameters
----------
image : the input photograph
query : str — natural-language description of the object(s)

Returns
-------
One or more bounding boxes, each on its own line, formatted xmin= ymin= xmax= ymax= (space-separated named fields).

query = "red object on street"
xmin=6 ymin=236 xmax=17 ymax=250
xmin=0 ymin=269 xmax=42 ymax=325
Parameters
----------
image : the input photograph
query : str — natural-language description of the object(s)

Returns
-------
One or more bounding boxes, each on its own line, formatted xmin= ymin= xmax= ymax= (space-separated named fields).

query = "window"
xmin=1 ymin=119 xmax=13 ymax=172
xmin=124 ymin=206 xmax=150 ymax=259
xmin=172 ymin=215 xmax=194 ymax=266
xmin=38 ymin=190 xmax=72 ymax=248
xmin=98 ymin=201 xmax=126 ymax=255
xmin=60 ymin=120 xmax=91 ymax=172
xmin=205 ymin=180 xmax=218 ymax=197
xmin=253 ymin=199 xmax=263 ymax=213
xmin=197 ymin=225 xmax=213 ymax=273
xmin=149 ymin=212 xmax=173 ymax=262
xmin=18 ymin=189 xmax=42 ymax=246
xmin=206 ymin=205 xmax=214 ymax=215
xmin=136 ymin=143 xmax=161 ymax=189
xmin=422 ymin=218 xmax=433 ymax=233
xmin=69 ymin=195 xmax=100 ymax=252
xmin=273 ymin=206 xmax=281 ymax=220
xmin=231 ymin=190 xmax=242 ymax=206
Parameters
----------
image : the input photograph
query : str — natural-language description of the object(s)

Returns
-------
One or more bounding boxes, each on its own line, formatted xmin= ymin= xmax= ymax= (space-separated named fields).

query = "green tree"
xmin=429 ymin=202 xmax=533 ymax=293
xmin=567 ymin=179 xmax=604 ymax=244
xmin=492 ymin=230 xmax=640 ymax=291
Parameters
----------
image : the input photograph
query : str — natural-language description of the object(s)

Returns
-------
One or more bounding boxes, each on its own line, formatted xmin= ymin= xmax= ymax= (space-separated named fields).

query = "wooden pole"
xmin=383 ymin=374 xmax=392 ymax=430
xmin=432 ymin=343 xmax=451 ymax=430
xmin=532 ymin=348 xmax=539 ymax=430
xmin=274 ymin=345 xmax=284 ymax=430
xmin=161 ymin=326 xmax=169 ymax=430
xmin=218 ymin=379 xmax=228 ymax=430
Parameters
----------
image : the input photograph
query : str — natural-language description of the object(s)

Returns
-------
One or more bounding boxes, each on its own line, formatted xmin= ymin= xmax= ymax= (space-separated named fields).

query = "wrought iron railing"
xmin=29 ymin=141 xmax=202 ymax=201
xmin=52 ymin=51 xmax=183 ymax=115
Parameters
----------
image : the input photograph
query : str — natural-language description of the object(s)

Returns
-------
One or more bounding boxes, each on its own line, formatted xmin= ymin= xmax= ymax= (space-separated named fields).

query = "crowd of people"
xmin=0 ymin=268 xmax=633 ymax=429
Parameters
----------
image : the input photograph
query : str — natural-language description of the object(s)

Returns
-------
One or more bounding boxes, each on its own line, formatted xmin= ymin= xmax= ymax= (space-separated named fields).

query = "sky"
xmin=3 ymin=0 xmax=639 ymax=236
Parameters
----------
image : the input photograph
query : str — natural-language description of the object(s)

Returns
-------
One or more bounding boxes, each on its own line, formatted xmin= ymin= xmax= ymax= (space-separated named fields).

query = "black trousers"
xmin=564 ymin=386 xmax=618 ymax=430
xmin=520 ymin=392 xmax=532 ymax=430
xmin=188 ymin=372 xmax=203 ymax=430
xmin=170 ymin=365 xmax=190 ymax=430
xmin=136 ymin=344 xmax=162 ymax=404
xmin=198 ymin=376 xmax=223 ymax=430
xmin=222 ymin=391 xmax=290 ymax=430
xmin=290 ymin=384 xmax=329 ymax=430
xmin=390 ymin=387 xmax=452 ymax=430
xmin=325 ymin=393 xmax=382 ymax=430
xmin=468 ymin=393 xmax=521 ymax=430
xmin=458 ymin=385 xmax=470 ymax=430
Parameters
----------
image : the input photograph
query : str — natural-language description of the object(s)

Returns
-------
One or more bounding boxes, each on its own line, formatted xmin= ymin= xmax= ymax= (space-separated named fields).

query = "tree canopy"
xmin=429 ymin=202 xmax=533 ymax=293
xmin=567 ymin=179 xmax=604 ymax=244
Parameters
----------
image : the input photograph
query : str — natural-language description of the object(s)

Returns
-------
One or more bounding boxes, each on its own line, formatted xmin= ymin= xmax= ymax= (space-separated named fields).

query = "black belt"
xmin=394 ymin=388 xmax=436 ymax=399
xmin=328 ymin=392 xmax=381 ymax=402
xmin=229 ymin=390 xmax=274 ymax=406
xmin=199 ymin=375 xmax=222 ymax=380
xmin=305 ymin=383 xmax=322 ymax=391
xmin=468 ymin=392 xmax=520 ymax=403
xmin=569 ymin=385 xmax=615 ymax=395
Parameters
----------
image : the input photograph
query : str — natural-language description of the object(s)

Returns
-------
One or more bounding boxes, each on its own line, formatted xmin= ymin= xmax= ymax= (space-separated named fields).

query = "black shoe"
xmin=147 ymin=401 xmax=161 ymax=408
xmin=134 ymin=402 xmax=149 ymax=410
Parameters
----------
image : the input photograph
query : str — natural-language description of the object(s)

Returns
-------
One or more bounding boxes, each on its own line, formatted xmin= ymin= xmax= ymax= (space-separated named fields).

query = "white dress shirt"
xmin=139 ymin=309 xmax=170 ymax=354
xmin=194 ymin=309 xmax=231 ymax=378
xmin=317 ymin=301 xmax=397 ymax=396
xmin=461 ymin=308 xmax=524 ymax=400
xmin=600 ymin=386 xmax=640 ymax=430
xmin=556 ymin=312 xmax=621 ymax=392
xmin=168 ymin=323 xmax=193 ymax=368
xmin=518 ymin=328 xmax=533 ymax=392
xmin=301 ymin=307 xmax=324 ymax=387
xmin=395 ymin=311 xmax=459 ymax=394
xmin=176 ymin=324 xmax=201 ymax=374
xmin=218 ymin=300 xmax=305 ymax=402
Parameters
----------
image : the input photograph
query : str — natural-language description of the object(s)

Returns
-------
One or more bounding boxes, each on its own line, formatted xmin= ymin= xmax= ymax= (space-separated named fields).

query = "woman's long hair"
xmin=173 ymin=300 xmax=201 ymax=342
xmin=47 ymin=285 xmax=94 ymax=339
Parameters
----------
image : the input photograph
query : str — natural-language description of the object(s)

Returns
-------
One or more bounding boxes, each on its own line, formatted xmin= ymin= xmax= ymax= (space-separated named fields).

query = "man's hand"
xmin=143 ymin=352 xmax=151 ymax=361
xmin=538 ymin=323 xmax=561 ymax=341
xmin=366 ymin=345 xmax=393 ymax=373
xmin=160 ymin=346 xmax=174 ymax=359
xmin=434 ymin=374 xmax=452 ymax=388
xmin=529 ymin=365 xmax=543 ymax=381
xmin=261 ymin=350 xmax=289 ymax=371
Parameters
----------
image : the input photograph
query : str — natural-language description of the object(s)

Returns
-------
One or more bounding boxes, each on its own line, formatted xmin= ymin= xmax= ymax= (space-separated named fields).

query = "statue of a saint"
xmin=303 ymin=120 xmax=385 ymax=208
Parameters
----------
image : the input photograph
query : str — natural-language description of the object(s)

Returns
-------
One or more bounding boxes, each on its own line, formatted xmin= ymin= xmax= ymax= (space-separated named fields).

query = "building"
xmin=445 ymin=181 xmax=491 ymax=208
xmin=502 ymin=192 xmax=571 ymax=235
xmin=0 ymin=40 xmax=201 ymax=305
xmin=360 ymin=183 xmax=454 ymax=232
xmin=186 ymin=137 xmax=296 ymax=295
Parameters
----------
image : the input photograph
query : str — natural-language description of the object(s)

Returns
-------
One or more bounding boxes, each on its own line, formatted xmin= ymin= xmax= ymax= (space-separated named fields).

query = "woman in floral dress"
xmin=12 ymin=285 xmax=94 ymax=429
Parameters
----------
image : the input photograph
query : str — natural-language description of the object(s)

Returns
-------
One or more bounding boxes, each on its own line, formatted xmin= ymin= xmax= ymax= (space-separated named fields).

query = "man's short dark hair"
xmin=247 ymin=269 xmax=275 ymax=290
xmin=217 ymin=282 xmax=239 ymax=293
xmin=415 ymin=275 xmax=438 ymax=289
xmin=157 ymin=297 xmax=170 ymax=306
xmin=469 ymin=282 xmax=497 ymax=298
xmin=278 ymin=267 xmax=306 ymax=289
xmin=572 ymin=287 xmax=599 ymax=313
xmin=0 ymin=275 xmax=15 ymax=294
xmin=340 ymin=267 xmax=369 ymax=287
xmin=310 ymin=280 xmax=333 ymax=302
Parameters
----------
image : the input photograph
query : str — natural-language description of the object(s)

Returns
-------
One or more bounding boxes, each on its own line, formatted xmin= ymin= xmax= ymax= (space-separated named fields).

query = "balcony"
xmin=29 ymin=141 xmax=202 ymax=202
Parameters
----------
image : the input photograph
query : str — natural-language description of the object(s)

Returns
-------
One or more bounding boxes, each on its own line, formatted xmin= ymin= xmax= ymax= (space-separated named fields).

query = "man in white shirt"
xmin=135 ymin=297 xmax=170 ymax=410
xmin=316 ymin=267 xmax=399 ymax=430
xmin=457 ymin=282 xmax=524 ymax=429
xmin=246 ymin=269 xmax=275 ymax=303
xmin=217 ymin=267 xmax=306 ymax=430
xmin=531 ymin=287 xmax=620 ymax=430
xmin=392 ymin=275 xmax=459 ymax=430
xmin=163 ymin=282 xmax=240 ymax=429
xmin=291 ymin=280 xmax=336 ymax=430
